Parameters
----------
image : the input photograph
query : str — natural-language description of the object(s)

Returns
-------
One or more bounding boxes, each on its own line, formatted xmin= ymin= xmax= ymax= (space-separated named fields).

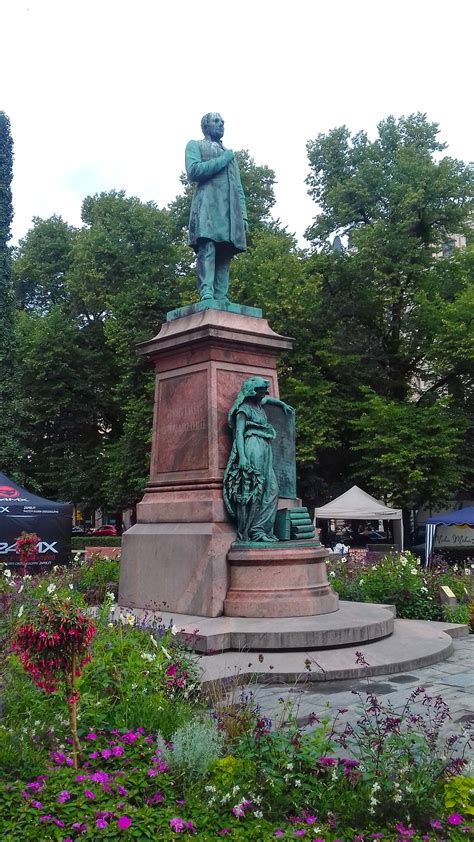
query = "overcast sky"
xmin=2 ymin=0 xmax=472 ymax=246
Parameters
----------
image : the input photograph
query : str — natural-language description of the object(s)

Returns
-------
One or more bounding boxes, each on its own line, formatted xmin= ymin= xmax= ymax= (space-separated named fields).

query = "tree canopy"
xmin=9 ymin=116 xmax=474 ymax=518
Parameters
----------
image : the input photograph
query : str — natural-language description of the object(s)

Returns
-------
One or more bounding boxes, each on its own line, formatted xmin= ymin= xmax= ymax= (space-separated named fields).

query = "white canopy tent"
xmin=313 ymin=485 xmax=404 ymax=549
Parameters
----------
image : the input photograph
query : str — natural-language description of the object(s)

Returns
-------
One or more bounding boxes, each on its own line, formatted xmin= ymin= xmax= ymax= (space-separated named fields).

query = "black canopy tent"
xmin=0 ymin=472 xmax=73 ymax=570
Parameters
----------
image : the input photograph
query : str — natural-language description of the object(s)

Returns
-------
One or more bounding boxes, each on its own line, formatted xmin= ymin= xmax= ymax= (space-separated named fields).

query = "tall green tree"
xmin=0 ymin=111 xmax=21 ymax=473
xmin=303 ymin=113 xmax=474 ymax=511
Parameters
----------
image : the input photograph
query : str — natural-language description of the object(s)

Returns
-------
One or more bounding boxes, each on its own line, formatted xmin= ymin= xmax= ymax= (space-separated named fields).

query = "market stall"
xmin=313 ymin=485 xmax=404 ymax=550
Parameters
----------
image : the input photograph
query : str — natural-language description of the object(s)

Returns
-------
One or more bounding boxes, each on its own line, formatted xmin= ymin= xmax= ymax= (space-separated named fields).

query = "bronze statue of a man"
xmin=185 ymin=113 xmax=248 ymax=302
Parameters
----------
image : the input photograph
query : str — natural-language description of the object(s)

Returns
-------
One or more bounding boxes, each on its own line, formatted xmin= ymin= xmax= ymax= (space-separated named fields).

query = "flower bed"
xmin=0 ymin=562 xmax=473 ymax=840
xmin=327 ymin=552 xmax=472 ymax=624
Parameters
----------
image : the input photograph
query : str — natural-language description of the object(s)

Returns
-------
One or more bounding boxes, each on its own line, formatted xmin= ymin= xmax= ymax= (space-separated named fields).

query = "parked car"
xmin=90 ymin=524 xmax=118 ymax=537
xmin=72 ymin=525 xmax=86 ymax=534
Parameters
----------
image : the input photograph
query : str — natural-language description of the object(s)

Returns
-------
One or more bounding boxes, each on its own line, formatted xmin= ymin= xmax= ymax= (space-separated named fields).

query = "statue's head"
xmin=201 ymin=112 xmax=224 ymax=141
xmin=240 ymin=377 xmax=270 ymax=398
xmin=228 ymin=376 xmax=270 ymax=427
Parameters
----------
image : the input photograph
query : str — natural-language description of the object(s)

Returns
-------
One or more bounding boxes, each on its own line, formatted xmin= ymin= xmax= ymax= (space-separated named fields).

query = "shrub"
xmin=158 ymin=718 xmax=223 ymax=776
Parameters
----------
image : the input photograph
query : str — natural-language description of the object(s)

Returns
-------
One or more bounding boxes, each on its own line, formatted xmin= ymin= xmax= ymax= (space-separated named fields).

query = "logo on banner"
xmin=0 ymin=541 xmax=58 ymax=555
xmin=0 ymin=486 xmax=21 ymax=500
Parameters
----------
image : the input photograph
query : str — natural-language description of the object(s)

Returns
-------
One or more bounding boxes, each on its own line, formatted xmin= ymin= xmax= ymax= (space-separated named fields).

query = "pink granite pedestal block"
xmin=224 ymin=543 xmax=339 ymax=618
xmin=118 ymin=308 xmax=294 ymax=617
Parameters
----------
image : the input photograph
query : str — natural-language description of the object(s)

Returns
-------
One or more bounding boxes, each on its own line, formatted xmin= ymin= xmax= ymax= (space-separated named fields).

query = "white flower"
xmin=231 ymin=785 xmax=240 ymax=795
xmin=410 ymin=568 xmax=418 ymax=575
xmin=161 ymin=645 xmax=171 ymax=659
xmin=131 ymin=683 xmax=138 ymax=690
xmin=405 ymin=785 xmax=413 ymax=793
xmin=331 ymin=767 xmax=338 ymax=781
xmin=370 ymin=796 xmax=379 ymax=806
xmin=18 ymin=605 xmax=24 ymax=618
xmin=329 ymin=571 xmax=336 ymax=578
xmin=170 ymin=624 xmax=178 ymax=636
xmin=18 ymin=584 xmax=24 ymax=594
xmin=220 ymin=793 xmax=231 ymax=804
xmin=150 ymin=634 xmax=158 ymax=648
xmin=204 ymin=785 xmax=216 ymax=793
xmin=286 ymin=762 xmax=294 ymax=770
xmin=141 ymin=652 xmax=155 ymax=662
xmin=394 ymin=793 xmax=402 ymax=802
xmin=359 ymin=578 xmax=364 ymax=585
xmin=400 ymin=557 xmax=407 ymax=567
xmin=4 ymin=569 xmax=12 ymax=578
xmin=254 ymin=810 xmax=263 ymax=818
xmin=294 ymin=779 xmax=301 ymax=787
xmin=46 ymin=583 xmax=56 ymax=594
xmin=106 ymin=591 xmax=115 ymax=601
xmin=69 ymin=583 xmax=74 ymax=590
xmin=420 ymin=586 xmax=428 ymax=593
xmin=23 ymin=574 xmax=31 ymax=581
xmin=371 ymin=782 xmax=381 ymax=792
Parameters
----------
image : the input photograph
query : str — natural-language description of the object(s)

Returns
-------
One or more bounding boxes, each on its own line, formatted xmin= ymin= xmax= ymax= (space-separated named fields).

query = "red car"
xmin=90 ymin=525 xmax=117 ymax=537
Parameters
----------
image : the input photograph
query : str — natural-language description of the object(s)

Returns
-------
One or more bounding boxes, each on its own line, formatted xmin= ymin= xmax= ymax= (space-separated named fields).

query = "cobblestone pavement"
xmin=251 ymin=635 xmax=474 ymax=750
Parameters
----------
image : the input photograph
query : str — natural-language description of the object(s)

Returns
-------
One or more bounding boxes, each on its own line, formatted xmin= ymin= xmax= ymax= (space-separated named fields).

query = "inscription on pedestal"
xmin=155 ymin=371 xmax=209 ymax=473
xmin=265 ymin=403 xmax=297 ymax=499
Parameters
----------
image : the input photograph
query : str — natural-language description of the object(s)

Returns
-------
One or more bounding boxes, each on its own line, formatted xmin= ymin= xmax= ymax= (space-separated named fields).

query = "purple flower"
xmin=39 ymin=815 xmax=52 ymax=822
xmin=218 ymin=831 xmax=231 ymax=836
xmin=89 ymin=771 xmax=109 ymax=785
xmin=117 ymin=815 xmax=132 ymax=830
xmin=65 ymin=758 xmax=73 ymax=766
xmin=305 ymin=815 xmax=317 ymax=824
xmin=86 ymin=732 xmax=97 ymax=740
xmin=448 ymin=814 xmax=463 ymax=826
xmin=116 ymin=785 xmax=129 ymax=797
xmin=53 ymin=819 xmax=65 ymax=828
xmin=71 ymin=823 xmax=88 ymax=833
xmin=84 ymin=789 xmax=95 ymax=799
xmin=27 ymin=781 xmax=43 ymax=792
xmin=96 ymin=818 xmax=108 ymax=829
xmin=57 ymin=790 xmax=71 ymax=803
xmin=31 ymin=800 xmax=42 ymax=810
xmin=295 ymin=832 xmax=307 ymax=838
xmin=112 ymin=745 xmax=124 ymax=757
xmin=50 ymin=751 xmax=66 ymax=765
xmin=185 ymin=821 xmax=196 ymax=834
xmin=88 ymin=751 xmax=99 ymax=759
xmin=274 ymin=832 xmax=284 ymax=838
xmin=149 ymin=791 xmax=164 ymax=804
xmin=430 ymin=820 xmax=442 ymax=830
xmin=169 ymin=817 xmax=184 ymax=832
xmin=101 ymin=748 xmax=112 ymax=759
xmin=147 ymin=768 xmax=157 ymax=777
xmin=75 ymin=774 xmax=87 ymax=781
xmin=317 ymin=755 xmax=336 ymax=766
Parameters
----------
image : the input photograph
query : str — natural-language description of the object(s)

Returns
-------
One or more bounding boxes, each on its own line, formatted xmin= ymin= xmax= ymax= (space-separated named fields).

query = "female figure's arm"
xmin=235 ymin=411 xmax=249 ymax=470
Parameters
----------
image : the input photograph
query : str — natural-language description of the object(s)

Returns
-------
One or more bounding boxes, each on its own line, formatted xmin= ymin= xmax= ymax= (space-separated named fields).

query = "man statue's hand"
xmin=223 ymin=149 xmax=234 ymax=163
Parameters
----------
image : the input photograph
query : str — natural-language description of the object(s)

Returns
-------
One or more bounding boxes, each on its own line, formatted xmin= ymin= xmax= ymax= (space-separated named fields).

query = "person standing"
xmin=185 ymin=113 xmax=248 ymax=301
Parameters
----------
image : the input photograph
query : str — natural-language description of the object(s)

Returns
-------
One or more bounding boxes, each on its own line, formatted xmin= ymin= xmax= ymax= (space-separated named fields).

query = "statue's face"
xmin=206 ymin=113 xmax=224 ymax=141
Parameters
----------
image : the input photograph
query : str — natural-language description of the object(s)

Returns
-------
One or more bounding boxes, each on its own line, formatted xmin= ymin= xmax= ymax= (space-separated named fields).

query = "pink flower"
xmin=86 ymin=732 xmax=97 ymax=740
xmin=448 ymin=814 xmax=463 ymax=826
xmin=112 ymin=745 xmax=124 ymax=757
xmin=31 ymin=800 xmax=42 ymax=810
xmin=117 ymin=815 xmax=132 ymax=830
xmin=96 ymin=818 xmax=108 ymax=829
xmin=218 ymin=831 xmax=231 ymax=836
xmin=88 ymin=751 xmax=99 ymax=759
xmin=169 ymin=817 xmax=184 ymax=832
xmin=75 ymin=774 xmax=87 ymax=782
xmin=295 ymin=832 xmax=307 ymax=838
xmin=57 ymin=790 xmax=70 ymax=803
xmin=274 ymin=833 xmax=284 ymax=838
xmin=116 ymin=785 xmax=129 ymax=797
xmin=305 ymin=816 xmax=317 ymax=825
xmin=147 ymin=768 xmax=157 ymax=777
xmin=84 ymin=789 xmax=95 ymax=799
xmin=185 ymin=821 xmax=196 ymax=834
xmin=101 ymin=748 xmax=112 ymax=759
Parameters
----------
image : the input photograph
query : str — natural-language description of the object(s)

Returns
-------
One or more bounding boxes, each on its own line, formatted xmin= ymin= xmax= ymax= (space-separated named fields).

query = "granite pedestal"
xmin=119 ymin=305 xmax=295 ymax=617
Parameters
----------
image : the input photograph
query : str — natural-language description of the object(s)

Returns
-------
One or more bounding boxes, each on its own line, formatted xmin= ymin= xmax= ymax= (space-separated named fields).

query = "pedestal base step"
xmin=197 ymin=619 xmax=466 ymax=685
xmin=116 ymin=601 xmax=395 ymax=653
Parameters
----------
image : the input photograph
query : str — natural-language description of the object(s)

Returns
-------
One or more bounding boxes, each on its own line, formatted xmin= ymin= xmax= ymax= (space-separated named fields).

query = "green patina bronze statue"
xmin=224 ymin=377 xmax=294 ymax=542
xmin=185 ymin=113 xmax=248 ymax=302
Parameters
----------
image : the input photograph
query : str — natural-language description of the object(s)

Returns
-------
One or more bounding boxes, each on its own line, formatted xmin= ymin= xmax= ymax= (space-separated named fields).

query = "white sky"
xmin=1 ymin=0 xmax=473 ymax=246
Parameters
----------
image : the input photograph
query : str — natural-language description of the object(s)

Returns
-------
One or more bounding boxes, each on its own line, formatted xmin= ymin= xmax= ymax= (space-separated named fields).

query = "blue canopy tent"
xmin=425 ymin=506 xmax=474 ymax=564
